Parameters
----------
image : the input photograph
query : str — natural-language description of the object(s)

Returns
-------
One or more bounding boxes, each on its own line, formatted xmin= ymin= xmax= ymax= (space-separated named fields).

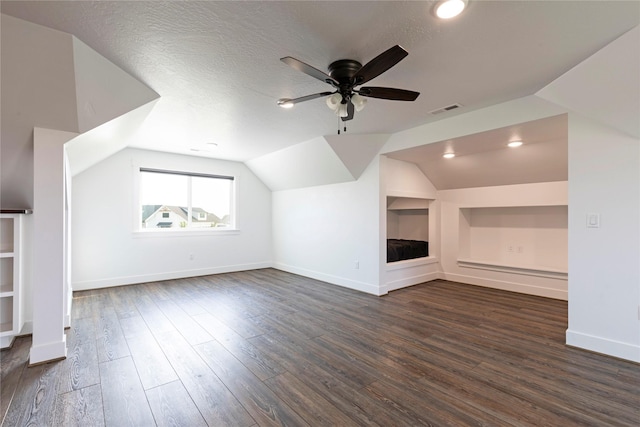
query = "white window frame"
xmin=134 ymin=167 xmax=239 ymax=236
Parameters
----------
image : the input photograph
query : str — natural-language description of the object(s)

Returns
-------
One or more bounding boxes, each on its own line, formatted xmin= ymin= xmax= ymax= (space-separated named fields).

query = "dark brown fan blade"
xmin=358 ymin=86 xmax=420 ymax=101
xmin=341 ymin=100 xmax=355 ymax=122
xmin=352 ymin=45 xmax=408 ymax=86
xmin=281 ymin=57 xmax=338 ymax=86
xmin=278 ymin=91 xmax=334 ymax=106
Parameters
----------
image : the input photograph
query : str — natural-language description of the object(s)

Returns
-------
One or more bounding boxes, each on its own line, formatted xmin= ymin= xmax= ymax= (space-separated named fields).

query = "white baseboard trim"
xmin=566 ymin=329 xmax=640 ymax=363
xmin=20 ymin=321 xmax=33 ymax=335
xmin=72 ymin=262 xmax=273 ymax=291
xmin=386 ymin=271 xmax=443 ymax=292
xmin=443 ymin=273 xmax=567 ymax=300
xmin=274 ymin=263 xmax=383 ymax=296
xmin=30 ymin=336 xmax=67 ymax=365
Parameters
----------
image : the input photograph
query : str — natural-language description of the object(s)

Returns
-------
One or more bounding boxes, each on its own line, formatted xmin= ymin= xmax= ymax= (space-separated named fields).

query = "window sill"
xmin=133 ymin=228 xmax=240 ymax=238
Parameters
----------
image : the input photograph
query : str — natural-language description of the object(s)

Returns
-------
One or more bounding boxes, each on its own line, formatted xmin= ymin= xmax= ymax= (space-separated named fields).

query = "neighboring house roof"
xmin=189 ymin=207 xmax=222 ymax=223
xmin=141 ymin=204 xmax=162 ymax=222
xmin=142 ymin=205 xmax=223 ymax=224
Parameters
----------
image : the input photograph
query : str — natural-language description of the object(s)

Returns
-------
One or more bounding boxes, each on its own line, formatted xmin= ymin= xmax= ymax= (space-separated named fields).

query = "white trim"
xmin=20 ymin=321 xmax=33 ymax=335
xmin=386 ymin=256 xmax=439 ymax=271
xmin=72 ymin=262 xmax=272 ymax=291
xmin=386 ymin=271 xmax=443 ymax=292
xmin=274 ymin=263 xmax=383 ymax=296
xmin=444 ymin=272 xmax=567 ymax=300
xmin=457 ymin=258 xmax=568 ymax=280
xmin=29 ymin=336 xmax=67 ymax=365
xmin=566 ymin=329 xmax=640 ymax=363
xmin=387 ymin=190 xmax=435 ymax=199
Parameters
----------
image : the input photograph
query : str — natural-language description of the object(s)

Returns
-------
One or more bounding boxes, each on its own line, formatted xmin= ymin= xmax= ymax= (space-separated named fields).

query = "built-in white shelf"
xmin=458 ymin=205 xmax=568 ymax=281
xmin=0 ymin=213 xmax=28 ymax=349
xmin=387 ymin=256 xmax=438 ymax=271
xmin=0 ymin=285 xmax=14 ymax=297
xmin=387 ymin=196 xmax=431 ymax=243
xmin=457 ymin=258 xmax=568 ymax=280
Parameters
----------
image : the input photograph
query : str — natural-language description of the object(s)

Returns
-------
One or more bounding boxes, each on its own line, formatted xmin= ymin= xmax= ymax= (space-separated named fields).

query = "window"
xmin=139 ymin=168 xmax=234 ymax=231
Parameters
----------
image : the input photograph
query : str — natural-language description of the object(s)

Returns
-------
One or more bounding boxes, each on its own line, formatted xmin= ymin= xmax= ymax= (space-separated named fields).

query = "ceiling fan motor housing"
xmin=328 ymin=59 xmax=363 ymax=101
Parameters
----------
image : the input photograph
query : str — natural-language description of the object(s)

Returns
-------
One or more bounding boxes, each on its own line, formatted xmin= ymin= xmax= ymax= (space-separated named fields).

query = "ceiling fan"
xmin=277 ymin=45 xmax=420 ymax=122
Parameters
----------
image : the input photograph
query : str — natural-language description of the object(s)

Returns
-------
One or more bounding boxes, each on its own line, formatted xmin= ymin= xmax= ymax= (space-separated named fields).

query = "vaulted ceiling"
xmin=2 ymin=0 xmax=638 ymax=169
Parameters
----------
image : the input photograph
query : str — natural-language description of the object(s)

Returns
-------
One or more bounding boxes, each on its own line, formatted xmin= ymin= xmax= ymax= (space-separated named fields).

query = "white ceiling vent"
xmin=429 ymin=103 xmax=462 ymax=115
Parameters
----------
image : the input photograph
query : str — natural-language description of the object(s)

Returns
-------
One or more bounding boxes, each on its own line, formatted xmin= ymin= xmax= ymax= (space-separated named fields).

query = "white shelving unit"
xmin=386 ymin=196 xmax=430 ymax=242
xmin=1 ymin=212 xmax=29 ymax=349
xmin=457 ymin=205 xmax=568 ymax=278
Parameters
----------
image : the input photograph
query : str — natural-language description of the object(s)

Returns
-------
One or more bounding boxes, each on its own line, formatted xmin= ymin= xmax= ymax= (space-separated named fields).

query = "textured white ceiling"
xmin=1 ymin=1 xmax=638 ymax=163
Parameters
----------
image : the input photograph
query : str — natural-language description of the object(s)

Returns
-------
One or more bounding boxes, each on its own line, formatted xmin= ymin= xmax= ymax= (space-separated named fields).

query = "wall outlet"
xmin=587 ymin=213 xmax=600 ymax=228
xmin=507 ymin=246 xmax=514 ymax=253
xmin=189 ymin=254 xmax=194 ymax=261
xmin=355 ymin=261 xmax=359 ymax=269
xmin=517 ymin=246 xmax=523 ymax=254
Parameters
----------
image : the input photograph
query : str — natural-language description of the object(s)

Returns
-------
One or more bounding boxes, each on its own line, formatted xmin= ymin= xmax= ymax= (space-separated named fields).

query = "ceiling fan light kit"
xmin=277 ymin=45 xmax=420 ymax=124
xmin=351 ymin=93 xmax=367 ymax=112
xmin=277 ymin=99 xmax=295 ymax=109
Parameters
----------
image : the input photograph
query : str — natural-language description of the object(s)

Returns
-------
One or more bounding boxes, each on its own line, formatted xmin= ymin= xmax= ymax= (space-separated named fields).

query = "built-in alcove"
xmin=386 ymin=197 xmax=431 ymax=263
xmin=458 ymin=205 xmax=568 ymax=278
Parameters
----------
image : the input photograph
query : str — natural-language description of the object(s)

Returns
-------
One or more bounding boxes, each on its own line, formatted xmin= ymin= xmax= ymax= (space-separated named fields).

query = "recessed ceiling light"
xmin=508 ymin=141 xmax=523 ymax=148
xmin=443 ymin=152 xmax=456 ymax=159
xmin=435 ymin=0 xmax=467 ymax=19
xmin=277 ymin=99 xmax=294 ymax=109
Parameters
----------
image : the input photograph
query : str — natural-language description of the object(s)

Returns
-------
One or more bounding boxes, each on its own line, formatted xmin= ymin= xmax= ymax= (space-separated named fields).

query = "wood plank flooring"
xmin=1 ymin=269 xmax=638 ymax=426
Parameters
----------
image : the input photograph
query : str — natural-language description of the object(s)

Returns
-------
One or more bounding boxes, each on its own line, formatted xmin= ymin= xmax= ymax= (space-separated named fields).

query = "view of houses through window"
xmin=140 ymin=168 xmax=234 ymax=230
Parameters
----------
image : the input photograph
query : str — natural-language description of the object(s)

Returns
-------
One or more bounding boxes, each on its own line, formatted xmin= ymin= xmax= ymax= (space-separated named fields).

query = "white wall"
xmin=246 ymin=136 xmax=355 ymax=191
xmin=439 ymin=182 xmax=568 ymax=300
xmin=461 ymin=206 xmax=567 ymax=270
xmin=272 ymin=157 xmax=382 ymax=295
xmin=535 ymin=23 xmax=639 ymax=362
xmin=387 ymin=210 xmax=429 ymax=241
xmin=72 ymin=148 xmax=272 ymax=290
xmin=382 ymin=157 xmax=441 ymax=291
xmin=1 ymin=14 xmax=78 ymax=208
xmin=537 ymin=26 xmax=639 ymax=139
xmin=72 ymin=37 xmax=159 ymax=135
xmin=566 ymin=114 xmax=640 ymax=362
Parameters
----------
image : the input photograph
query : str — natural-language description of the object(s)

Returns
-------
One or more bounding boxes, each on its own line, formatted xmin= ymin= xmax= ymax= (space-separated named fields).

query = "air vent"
xmin=429 ymin=103 xmax=462 ymax=115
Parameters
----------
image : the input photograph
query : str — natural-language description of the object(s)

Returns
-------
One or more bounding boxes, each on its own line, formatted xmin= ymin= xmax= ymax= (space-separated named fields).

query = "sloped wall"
xmin=1 ymin=14 xmax=77 ymax=208
xmin=247 ymin=134 xmax=390 ymax=191
xmin=537 ymin=26 xmax=639 ymax=138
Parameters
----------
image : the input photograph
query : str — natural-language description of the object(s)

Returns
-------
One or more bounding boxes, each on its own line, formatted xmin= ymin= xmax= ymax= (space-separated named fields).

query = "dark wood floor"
xmin=1 ymin=269 xmax=638 ymax=426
